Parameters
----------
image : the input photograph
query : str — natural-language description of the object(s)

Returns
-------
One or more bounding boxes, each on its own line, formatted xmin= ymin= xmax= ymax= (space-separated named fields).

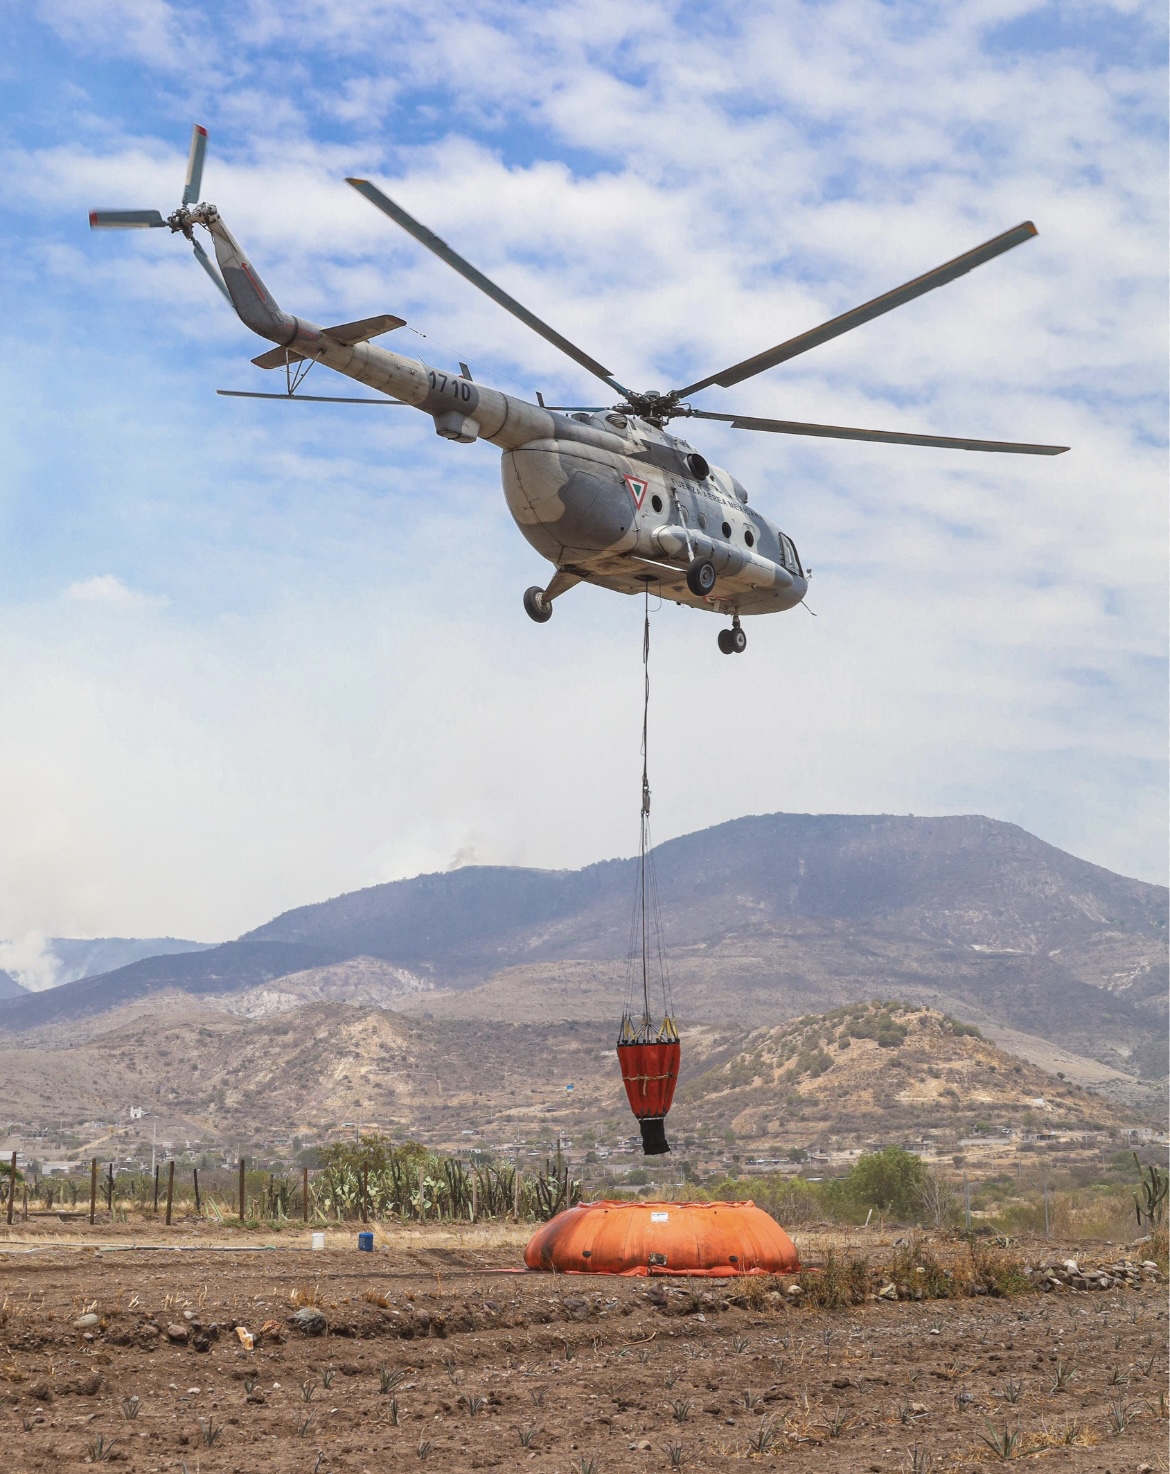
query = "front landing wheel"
xmin=523 ymin=586 xmax=553 ymax=623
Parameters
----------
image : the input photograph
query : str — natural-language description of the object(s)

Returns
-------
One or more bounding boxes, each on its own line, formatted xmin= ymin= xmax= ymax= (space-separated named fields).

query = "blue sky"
xmin=0 ymin=0 xmax=1165 ymax=970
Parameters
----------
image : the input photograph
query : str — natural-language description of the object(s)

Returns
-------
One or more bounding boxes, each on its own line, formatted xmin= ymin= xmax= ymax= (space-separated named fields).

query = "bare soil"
xmin=1 ymin=1220 xmax=1165 ymax=1473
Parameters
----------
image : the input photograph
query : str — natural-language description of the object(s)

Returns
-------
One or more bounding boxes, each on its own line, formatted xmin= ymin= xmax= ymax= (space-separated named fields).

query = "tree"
xmin=916 ymin=1172 xmax=957 ymax=1229
xmin=845 ymin=1146 xmax=927 ymax=1220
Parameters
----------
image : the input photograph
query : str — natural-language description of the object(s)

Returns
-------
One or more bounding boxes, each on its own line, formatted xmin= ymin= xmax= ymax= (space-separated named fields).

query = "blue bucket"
xmin=357 ymin=1231 xmax=374 ymax=1252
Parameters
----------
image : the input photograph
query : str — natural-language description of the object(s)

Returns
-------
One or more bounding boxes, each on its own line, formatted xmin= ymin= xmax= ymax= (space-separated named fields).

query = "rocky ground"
xmin=0 ymin=1220 xmax=1166 ymax=1472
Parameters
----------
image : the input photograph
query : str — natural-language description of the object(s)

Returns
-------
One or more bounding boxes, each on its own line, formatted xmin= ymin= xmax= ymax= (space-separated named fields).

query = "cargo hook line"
xmin=621 ymin=590 xmax=675 ymax=1041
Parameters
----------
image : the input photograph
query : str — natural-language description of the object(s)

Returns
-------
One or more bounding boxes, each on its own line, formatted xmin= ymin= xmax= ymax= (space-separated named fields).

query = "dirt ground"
xmin=0 ymin=1219 xmax=1166 ymax=1473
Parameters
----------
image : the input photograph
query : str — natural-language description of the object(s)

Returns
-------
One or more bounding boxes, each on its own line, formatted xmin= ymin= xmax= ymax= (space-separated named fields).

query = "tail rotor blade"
xmin=191 ymin=236 xmax=231 ymax=302
xmin=182 ymin=124 xmax=208 ymax=205
xmin=89 ymin=209 xmax=166 ymax=229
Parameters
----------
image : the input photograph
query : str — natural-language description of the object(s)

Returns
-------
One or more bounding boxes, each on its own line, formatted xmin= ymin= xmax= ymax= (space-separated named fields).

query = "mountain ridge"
xmin=0 ymin=813 xmax=1163 ymax=1089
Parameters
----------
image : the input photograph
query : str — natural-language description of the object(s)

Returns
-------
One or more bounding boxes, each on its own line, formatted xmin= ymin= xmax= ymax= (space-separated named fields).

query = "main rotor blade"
xmin=689 ymin=408 xmax=1068 ymax=455
xmin=346 ymin=177 xmax=631 ymax=397
xmin=217 ymin=390 xmax=407 ymax=404
xmin=675 ymin=222 xmax=1040 ymax=398
xmin=191 ymin=236 xmax=231 ymax=302
xmin=89 ymin=209 xmax=165 ymax=228
xmin=182 ymin=124 xmax=208 ymax=205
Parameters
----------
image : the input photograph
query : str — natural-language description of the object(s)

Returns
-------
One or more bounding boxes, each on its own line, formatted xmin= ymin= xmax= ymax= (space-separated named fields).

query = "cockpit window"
xmin=605 ymin=413 xmax=628 ymax=430
xmin=780 ymin=535 xmax=803 ymax=576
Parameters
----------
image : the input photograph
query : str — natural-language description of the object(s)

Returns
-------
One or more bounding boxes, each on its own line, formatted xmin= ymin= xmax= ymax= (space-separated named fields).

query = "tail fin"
xmin=201 ymin=212 xmax=297 ymax=346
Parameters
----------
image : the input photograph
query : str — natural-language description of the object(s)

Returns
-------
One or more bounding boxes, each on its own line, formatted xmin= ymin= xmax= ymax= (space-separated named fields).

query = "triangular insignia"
xmin=624 ymin=475 xmax=650 ymax=508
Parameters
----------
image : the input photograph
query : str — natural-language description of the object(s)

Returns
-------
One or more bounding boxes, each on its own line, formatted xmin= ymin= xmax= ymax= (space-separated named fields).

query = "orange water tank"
xmin=524 ymin=1200 xmax=799 ymax=1277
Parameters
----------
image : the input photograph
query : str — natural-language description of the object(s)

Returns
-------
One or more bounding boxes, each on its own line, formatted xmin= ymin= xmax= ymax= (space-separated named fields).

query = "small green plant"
xmin=461 ymin=1393 xmax=486 ymax=1417
xmin=670 ymin=1398 xmax=693 ymax=1423
xmin=978 ymin=1417 xmax=1020 ymax=1460
xmin=1136 ymin=1354 xmax=1155 ymax=1377
xmin=198 ymin=1417 xmax=223 ymax=1448
xmin=388 ymin=1395 xmax=400 ymax=1426
xmin=1049 ymin=1359 xmax=1076 ymax=1392
xmin=575 ymin=1456 xmax=601 ymax=1474
xmin=638 ymin=1346 xmax=652 ymax=1364
xmin=86 ymin=1433 xmax=115 ymax=1462
xmin=121 ymin=1394 xmax=140 ymax=1419
xmin=822 ymin=1406 xmax=850 ymax=1437
xmin=379 ymin=1365 xmax=406 ymax=1394
xmin=663 ymin=1368 xmax=679 ymax=1390
xmin=742 ymin=1388 xmax=763 ymax=1412
xmin=300 ymin=1378 xmax=315 ymax=1402
xmin=518 ymin=1424 xmax=537 ymax=1447
xmin=530 ymin=1387 xmax=546 ymax=1408
xmin=906 ymin=1447 xmax=934 ymax=1474
xmin=243 ymin=1375 xmax=258 ymax=1395
xmin=320 ymin=1367 xmax=334 ymax=1389
xmin=1105 ymin=1396 xmax=1137 ymax=1433
xmin=744 ymin=1417 xmax=778 ymax=1454
xmin=731 ymin=1334 xmax=749 ymax=1354
xmin=666 ymin=1442 xmax=684 ymax=1470
xmin=416 ymin=1436 xmax=432 ymax=1460
xmin=561 ymin=1339 xmax=576 ymax=1362
xmin=295 ymin=1414 xmax=313 ymax=1437
xmin=1106 ymin=1365 xmax=1128 ymax=1386
xmin=1000 ymin=1377 xmax=1023 ymax=1405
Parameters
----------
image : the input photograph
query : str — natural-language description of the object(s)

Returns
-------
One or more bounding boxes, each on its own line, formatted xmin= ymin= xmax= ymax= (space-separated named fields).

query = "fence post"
xmin=303 ymin=1167 xmax=309 ymax=1223
xmin=360 ymin=1165 xmax=368 ymax=1224
xmin=165 ymin=1160 xmax=175 ymax=1226
xmin=153 ymin=1163 xmax=160 ymax=1214
xmin=471 ymin=1173 xmax=477 ymax=1224
xmin=513 ymin=1162 xmax=521 ymax=1222
xmin=239 ymin=1158 xmax=246 ymax=1226
xmin=89 ymin=1158 xmax=97 ymax=1226
xmin=106 ymin=1162 xmax=114 ymax=1213
xmin=964 ymin=1177 xmax=971 ymax=1232
xmin=193 ymin=1167 xmax=201 ymax=1214
xmin=6 ymin=1152 xmax=15 ymax=1226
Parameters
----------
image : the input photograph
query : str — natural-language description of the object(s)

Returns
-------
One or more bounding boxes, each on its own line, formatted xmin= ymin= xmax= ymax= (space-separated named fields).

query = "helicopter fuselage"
xmin=210 ymin=209 xmax=808 ymax=620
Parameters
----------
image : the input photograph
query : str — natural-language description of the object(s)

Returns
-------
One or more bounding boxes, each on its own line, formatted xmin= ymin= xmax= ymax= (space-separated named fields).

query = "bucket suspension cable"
xmin=618 ymin=592 xmax=680 ymax=1156
xmin=621 ymin=591 xmax=675 ymax=1042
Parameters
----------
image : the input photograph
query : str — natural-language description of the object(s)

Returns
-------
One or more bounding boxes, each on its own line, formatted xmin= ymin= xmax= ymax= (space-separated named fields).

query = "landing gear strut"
xmin=717 ymin=617 xmax=747 ymax=655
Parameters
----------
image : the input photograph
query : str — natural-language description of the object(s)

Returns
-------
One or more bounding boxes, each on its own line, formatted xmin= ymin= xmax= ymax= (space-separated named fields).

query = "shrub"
xmin=844 ymin=1147 xmax=927 ymax=1220
xmin=798 ymin=1250 xmax=869 ymax=1308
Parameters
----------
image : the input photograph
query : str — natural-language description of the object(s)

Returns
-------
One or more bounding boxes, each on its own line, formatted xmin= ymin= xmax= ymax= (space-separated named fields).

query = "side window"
xmin=781 ymin=535 xmax=803 ymax=575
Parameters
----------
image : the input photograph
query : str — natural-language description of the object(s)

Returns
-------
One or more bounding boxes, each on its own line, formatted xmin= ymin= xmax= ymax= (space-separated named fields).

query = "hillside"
xmin=0 ymin=1000 xmax=1146 ymax=1201
xmin=0 ymin=813 xmax=1163 ymax=1090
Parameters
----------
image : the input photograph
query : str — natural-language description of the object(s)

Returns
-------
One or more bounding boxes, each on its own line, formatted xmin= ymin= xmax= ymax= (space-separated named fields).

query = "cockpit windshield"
xmin=780 ymin=535 xmax=803 ymax=576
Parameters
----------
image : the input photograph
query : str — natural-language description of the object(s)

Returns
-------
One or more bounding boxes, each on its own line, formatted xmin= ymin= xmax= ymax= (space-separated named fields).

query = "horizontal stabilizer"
xmin=251 ymin=313 xmax=406 ymax=369
xmin=251 ymin=346 xmax=306 ymax=370
xmin=321 ymin=312 xmax=405 ymax=345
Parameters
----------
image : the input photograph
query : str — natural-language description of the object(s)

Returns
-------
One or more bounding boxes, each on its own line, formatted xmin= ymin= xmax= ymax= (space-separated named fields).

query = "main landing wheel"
xmin=523 ymin=586 xmax=553 ymax=623
xmin=686 ymin=557 xmax=716 ymax=598
xmin=718 ymin=625 xmax=747 ymax=655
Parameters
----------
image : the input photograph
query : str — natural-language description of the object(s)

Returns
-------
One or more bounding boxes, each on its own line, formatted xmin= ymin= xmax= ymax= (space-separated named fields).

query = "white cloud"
xmin=66 ymin=575 xmax=163 ymax=607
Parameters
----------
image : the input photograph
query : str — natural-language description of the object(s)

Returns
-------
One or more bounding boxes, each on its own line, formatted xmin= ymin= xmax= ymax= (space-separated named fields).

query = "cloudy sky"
xmin=0 ymin=0 xmax=1165 ymax=961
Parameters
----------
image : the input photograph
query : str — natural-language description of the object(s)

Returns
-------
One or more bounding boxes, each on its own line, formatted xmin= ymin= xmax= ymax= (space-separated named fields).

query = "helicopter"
xmin=90 ymin=126 xmax=1068 ymax=655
